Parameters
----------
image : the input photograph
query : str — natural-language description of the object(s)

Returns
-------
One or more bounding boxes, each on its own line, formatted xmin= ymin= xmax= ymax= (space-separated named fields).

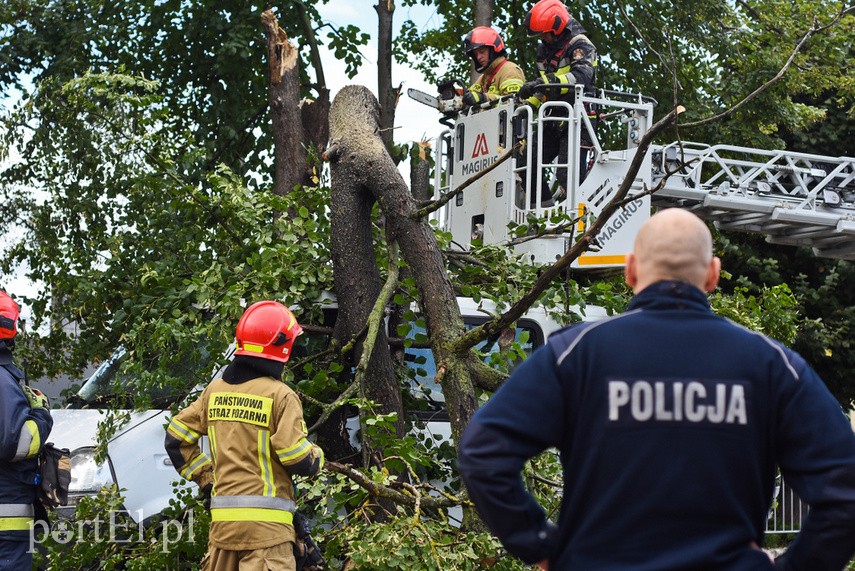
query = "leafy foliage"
xmin=718 ymin=232 xmax=855 ymax=406
xmin=2 ymin=71 xmax=333 ymax=397
xmin=710 ymin=283 xmax=800 ymax=345
xmin=0 ymin=0 xmax=368 ymax=189
xmin=34 ymin=485 xmax=209 ymax=570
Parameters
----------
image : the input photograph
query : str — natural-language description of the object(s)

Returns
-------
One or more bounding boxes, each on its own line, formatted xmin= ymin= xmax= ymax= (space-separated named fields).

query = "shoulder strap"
xmin=548 ymin=35 xmax=576 ymax=69
xmin=484 ymin=59 xmax=508 ymax=89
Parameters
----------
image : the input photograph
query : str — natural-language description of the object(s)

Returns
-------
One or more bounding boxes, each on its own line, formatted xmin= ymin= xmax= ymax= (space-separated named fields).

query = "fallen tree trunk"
xmin=327 ymin=85 xmax=484 ymax=451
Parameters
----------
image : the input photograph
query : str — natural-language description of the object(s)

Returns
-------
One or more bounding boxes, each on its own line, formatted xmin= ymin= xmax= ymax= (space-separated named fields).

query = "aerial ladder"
xmin=427 ymin=86 xmax=855 ymax=267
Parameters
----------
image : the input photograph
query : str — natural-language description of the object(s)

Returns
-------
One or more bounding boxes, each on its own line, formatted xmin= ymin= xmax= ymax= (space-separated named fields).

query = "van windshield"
xmin=72 ymin=331 xmax=328 ymax=409
xmin=72 ymin=315 xmax=542 ymax=411
xmin=404 ymin=317 xmax=543 ymax=411
xmin=73 ymin=345 xmax=216 ymax=409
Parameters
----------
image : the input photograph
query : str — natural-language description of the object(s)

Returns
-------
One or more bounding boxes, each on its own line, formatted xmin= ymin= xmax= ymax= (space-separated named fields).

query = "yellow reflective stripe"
xmin=167 ymin=418 xmax=202 ymax=444
xmin=208 ymin=426 xmax=218 ymax=488
xmin=257 ymin=430 xmax=275 ymax=497
xmin=276 ymin=438 xmax=311 ymax=464
xmin=23 ymin=420 xmax=40 ymax=459
xmin=180 ymin=453 xmax=211 ymax=479
xmin=241 ymin=343 xmax=265 ymax=354
xmin=208 ymin=426 xmax=218 ymax=461
xmin=210 ymin=507 xmax=293 ymax=524
xmin=556 ymin=73 xmax=571 ymax=95
xmin=0 ymin=517 xmax=33 ymax=531
xmin=499 ymin=78 xmax=523 ymax=94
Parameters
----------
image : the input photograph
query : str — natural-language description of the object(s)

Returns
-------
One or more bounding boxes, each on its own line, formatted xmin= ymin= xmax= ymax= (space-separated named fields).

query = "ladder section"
xmin=651 ymin=143 xmax=855 ymax=259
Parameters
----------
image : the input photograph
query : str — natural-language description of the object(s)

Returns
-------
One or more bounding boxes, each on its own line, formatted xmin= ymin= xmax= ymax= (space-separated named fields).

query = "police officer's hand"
xmin=462 ymin=91 xmax=488 ymax=107
xmin=517 ymin=78 xmax=544 ymax=100
xmin=24 ymin=385 xmax=49 ymax=409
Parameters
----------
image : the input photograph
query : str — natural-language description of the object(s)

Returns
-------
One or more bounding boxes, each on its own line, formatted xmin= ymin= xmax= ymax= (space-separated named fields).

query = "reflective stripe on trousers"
xmin=209 ymin=495 xmax=296 ymax=525
xmin=0 ymin=504 xmax=34 ymax=531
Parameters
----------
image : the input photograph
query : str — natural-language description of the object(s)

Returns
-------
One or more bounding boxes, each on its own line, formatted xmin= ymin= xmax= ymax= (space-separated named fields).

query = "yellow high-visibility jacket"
xmin=165 ymin=375 xmax=323 ymax=550
xmin=469 ymin=56 xmax=526 ymax=100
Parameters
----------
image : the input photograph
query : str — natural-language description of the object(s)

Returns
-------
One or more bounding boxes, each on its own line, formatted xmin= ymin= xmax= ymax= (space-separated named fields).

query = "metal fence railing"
xmin=766 ymin=478 xmax=807 ymax=534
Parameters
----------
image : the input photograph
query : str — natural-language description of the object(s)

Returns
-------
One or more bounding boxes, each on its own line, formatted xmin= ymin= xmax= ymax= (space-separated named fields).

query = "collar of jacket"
xmin=222 ymin=354 xmax=285 ymax=384
xmin=0 ymin=345 xmax=13 ymax=366
xmin=482 ymin=56 xmax=507 ymax=75
xmin=627 ymin=280 xmax=711 ymax=313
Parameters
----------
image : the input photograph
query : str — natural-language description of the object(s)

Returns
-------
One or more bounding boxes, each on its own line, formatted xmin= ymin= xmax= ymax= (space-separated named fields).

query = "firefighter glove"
xmin=198 ymin=483 xmax=213 ymax=510
xmin=517 ymin=78 xmax=545 ymax=99
xmin=463 ymin=91 xmax=488 ymax=107
xmin=24 ymin=385 xmax=49 ymax=409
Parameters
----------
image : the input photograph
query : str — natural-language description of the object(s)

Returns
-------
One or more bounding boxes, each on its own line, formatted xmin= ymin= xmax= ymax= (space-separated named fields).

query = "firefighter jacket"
xmin=468 ymin=56 xmax=525 ymax=101
xmin=0 ymin=359 xmax=53 ymax=537
xmin=527 ymin=19 xmax=597 ymax=110
xmin=165 ymin=364 xmax=324 ymax=551
xmin=459 ymin=281 xmax=855 ymax=570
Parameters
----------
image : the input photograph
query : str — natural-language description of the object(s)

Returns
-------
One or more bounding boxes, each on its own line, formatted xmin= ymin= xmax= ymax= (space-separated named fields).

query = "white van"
xmin=50 ymin=298 xmax=605 ymax=524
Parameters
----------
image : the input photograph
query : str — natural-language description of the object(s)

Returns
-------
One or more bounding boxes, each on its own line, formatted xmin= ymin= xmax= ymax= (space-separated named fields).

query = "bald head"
xmin=625 ymin=209 xmax=720 ymax=293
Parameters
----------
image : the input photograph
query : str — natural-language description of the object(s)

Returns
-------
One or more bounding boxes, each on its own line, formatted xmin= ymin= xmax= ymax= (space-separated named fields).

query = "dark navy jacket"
xmin=1 ymin=360 xmax=53 ymax=535
xmin=459 ymin=281 xmax=855 ymax=570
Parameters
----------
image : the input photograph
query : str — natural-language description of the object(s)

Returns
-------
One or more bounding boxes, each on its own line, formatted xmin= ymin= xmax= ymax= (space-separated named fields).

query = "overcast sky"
xmin=314 ymin=1 xmax=446 ymax=145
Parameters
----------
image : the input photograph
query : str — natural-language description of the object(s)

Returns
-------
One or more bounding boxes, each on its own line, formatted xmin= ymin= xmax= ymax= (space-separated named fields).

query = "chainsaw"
xmin=407 ymin=78 xmax=466 ymax=115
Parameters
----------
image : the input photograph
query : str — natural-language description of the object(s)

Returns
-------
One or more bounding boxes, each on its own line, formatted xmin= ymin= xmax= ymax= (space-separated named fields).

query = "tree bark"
xmin=328 ymin=85 xmax=480 ymax=453
xmin=294 ymin=0 xmax=330 ymax=159
xmin=410 ymin=142 xmax=433 ymax=203
xmin=375 ymin=0 xmax=399 ymax=148
xmin=470 ymin=0 xmax=495 ymax=84
xmin=328 ymin=86 xmax=405 ymax=460
xmin=474 ymin=0 xmax=493 ymax=28
xmin=329 ymin=85 xmax=491 ymax=529
xmin=261 ymin=9 xmax=308 ymax=196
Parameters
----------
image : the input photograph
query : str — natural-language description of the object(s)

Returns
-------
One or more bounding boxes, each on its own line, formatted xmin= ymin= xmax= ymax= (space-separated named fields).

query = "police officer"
xmin=459 ymin=209 xmax=855 ymax=570
xmin=462 ymin=27 xmax=526 ymax=108
xmin=517 ymin=0 xmax=599 ymax=199
xmin=0 ymin=290 xmax=53 ymax=570
xmin=165 ymin=301 xmax=324 ymax=571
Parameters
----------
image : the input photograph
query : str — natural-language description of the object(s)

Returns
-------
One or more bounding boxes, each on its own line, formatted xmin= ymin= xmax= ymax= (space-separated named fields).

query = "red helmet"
xmin=463 ymin=27 xmax=506 ymax=73
xmin=0 ymin=291 xmax=20 ymax=340
xmin=235 ymin=301 xmax=303 ymax=363
xmin=524 ymin=0 xmax=572 ymax=36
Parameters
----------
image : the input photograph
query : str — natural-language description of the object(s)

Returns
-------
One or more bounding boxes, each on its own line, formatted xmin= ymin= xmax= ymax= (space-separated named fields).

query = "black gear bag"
xmin=38 ymin=442 xmax=71 ymax=509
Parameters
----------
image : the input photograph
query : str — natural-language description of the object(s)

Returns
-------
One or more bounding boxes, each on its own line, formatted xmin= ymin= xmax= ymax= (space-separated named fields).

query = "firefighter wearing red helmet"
xmin=462 ymin=26 xmax=526 ymax=108
xmin=165 ymin=301 xmax=324 ymax=571
xmin=0 ymin=290 xmax=53 ymax=570
xmin=518 ymin=0 xmax=599 ymax=199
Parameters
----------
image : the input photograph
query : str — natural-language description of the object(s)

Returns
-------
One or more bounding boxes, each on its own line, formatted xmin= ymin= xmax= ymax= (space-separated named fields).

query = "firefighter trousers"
xmin=202 ymin=540 xmax=296 ymax=571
